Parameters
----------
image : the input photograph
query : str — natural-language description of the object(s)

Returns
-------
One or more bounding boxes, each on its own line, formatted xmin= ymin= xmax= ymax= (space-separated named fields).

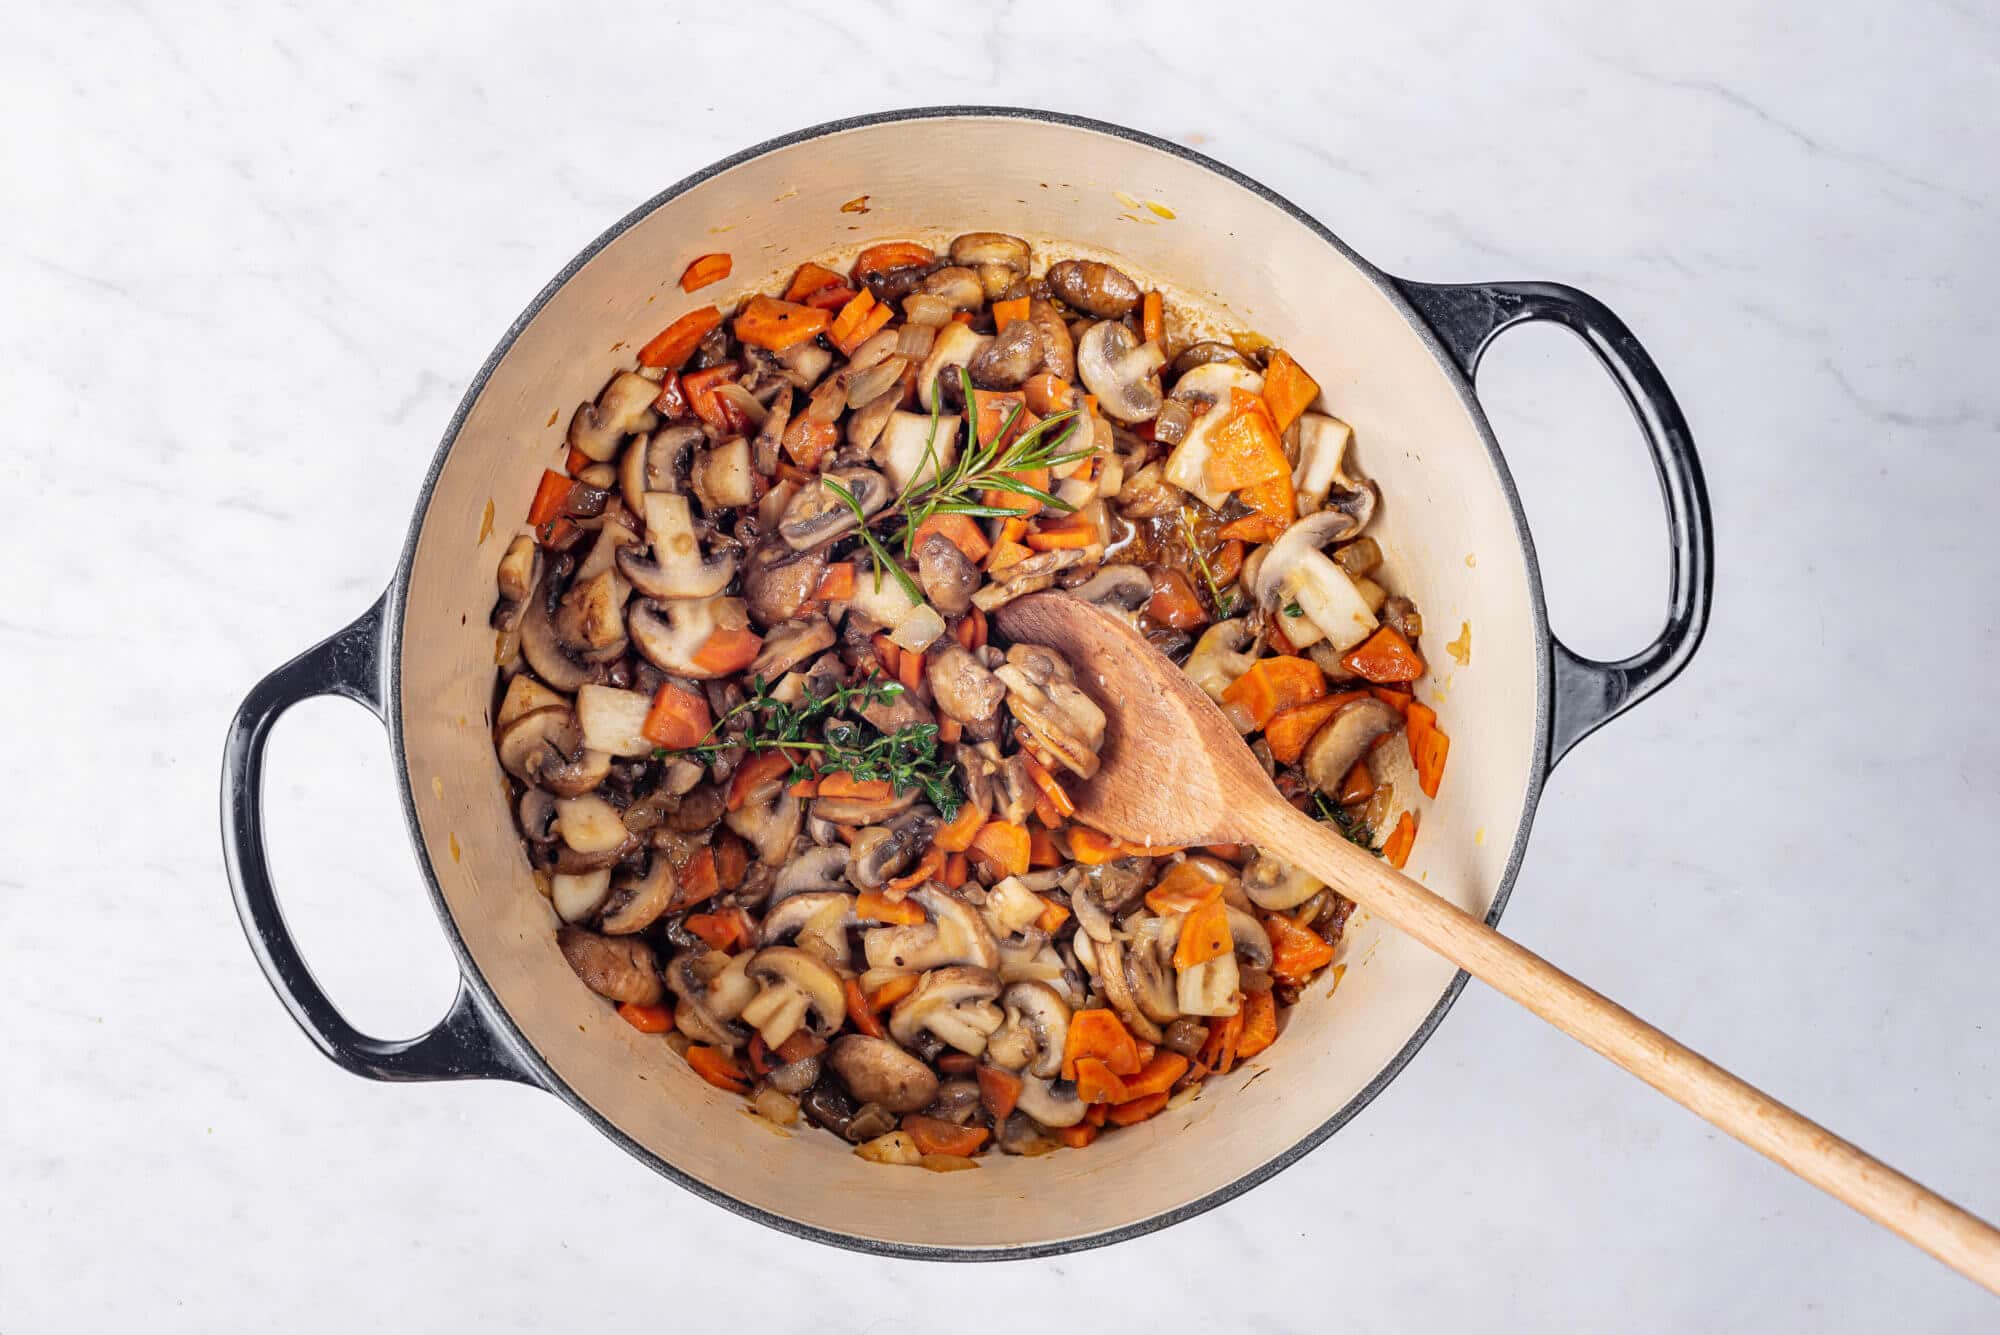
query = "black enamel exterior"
xmin=221 ymin=106 xmax=1713 ymax=1261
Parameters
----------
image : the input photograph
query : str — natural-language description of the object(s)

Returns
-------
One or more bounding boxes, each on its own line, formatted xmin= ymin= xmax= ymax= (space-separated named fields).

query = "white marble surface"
xmin=5 ymin=1 xmax=1997 ymax=1329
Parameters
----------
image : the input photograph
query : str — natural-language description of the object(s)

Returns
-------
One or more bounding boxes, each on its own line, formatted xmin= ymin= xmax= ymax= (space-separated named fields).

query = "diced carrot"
xmin=803 ymin=283 xmax=859 ymax=311
xmin=1084 ymin=1102 xmax=1110 ymax=1126
xmin=653 ymin=372 xmax=689 ymax=419
xmin=1025 ymin=513 xmax=1097 ymax=550
xmin=814 ymin=562 xmax=857 ymax=603
xmin=1018 ymin=754 xmax=1076 ymax=820
xmin=822 ymin=773 xmax=898 ymax=803
xmin=856 ymin=890 xmax=927 ymax=925
xmin=912 ymin=513 xmax=992 ymax=566
xmin=985 ymin=535 xmax=1033 ymax=572
xmin=1234 ymin=988 xmax=1279 ymax=1059
xmin=1073 ymin=1057 xmax=1129 ymax=1105
xmin=784 ymin=261 xmax=846 ymax=304
xmin=1338 ymin=758 xmax=1377 ymax=807
xmin=1066 ymin=827 xmax=1125 ymax=865
xmin=687 ymin=626 xmax=761 ymax=676
xmin=781 ymin=416 xmax=839 ymax=470
xmin=1265 ymin=913 xmax=1337 ymax=985
xmin=977 ymin=1064 xmax=1023 ymax=1121
xmin=897 ymin=647 xmax=925 ymax=696
xmin=1062 ymin=1008 xmax=1142 ymax=1079
xmin=618 ymin=1002 xmax=673 ymax=1034
xmin=712 ymin=830 xmax=749 ymax=892
xmin=670 ymin=847 xmax=721 ymax=912
xmin=1027 ymin=825 xmax=1062 ymax=869
xmin=1146 ymin=567 xmax=1208 ymax=629
xmin=745 ymin=1034 xmax=778 ymax=1077
xmin=733 ymin=295 xmax=830 ymax=352
xmin=901 ymin=1114 xmax=988 ymax=1157
xmin=1122 ymin=1052 xmax=1190 ymax=1102
xmin=776 ymin=1030 xmax=825 ymax=1064
xmin=680 ymin=363 xmax=739 ymax=430
xmin=1204 ymin=389 xmax=1288 ymax=492
xmin=950 ymin=310 xmax=975 ymax=324
xmin=1382 ymin=809 xmax=1419 ymax=869
xmin=1220 ymin=655 xmax=1326 ymax=730
xmin=971 ymin=388 xmax=1034 ymax=450
xmin=727 ymin=752 xmax=793 ymax=812
xmin=865 ymin=974 xmax=921 ymax=1014
xmin=932 ymin=799 xmax=987 ymax=853
xmin=1235 ymin=472 xmax=1296 ymax=537
xmin=564 ymin=443 xmax=593 ymax=477
xmin=1054 ymin=1123 xmax=1098 ymax=1149
xmin=991 ymin=296 xmax=1032 ymax=329
xmin=1262 ymin=690 xmax=1368 ymax=766
xmin=1144 ymin=861 xmax=1225 ymax=916
xmin=638 ymin=305 xmax=722 ymax=369
xmin=526 ymin=469 xmax=574 ymax=530
xmin=1259 ymin=349 xmax=1320 ymax=434
xmin=1342 ymin=626 xmax=1426 ymax=683
xmin=679 ymin=252 xmax=732 ymax=293
xmin=1141 ymin=291 xmax=1164 ymax=346
xmin=964 ymin=607 xmax=988 ymax=649
xmin=852 ymin=241 xmax=935 ymax=281
xmin=940 ymin=852 xmax=968 ymax=888
xmin=966 ymin=821 xmax=1031 ymax=879
xmin=1107 ymin=1091 xmax=1169 ymax=1126
xmin=1198 ymin=1006 xmax=1246 ymax=1075
xmin=1209 ymin=539 xmax=1246 ymax=588
xmin=1174 ymin=898 xmax=1233 ymax=969
xmin=1034 ymin=896 xmax=1070 ymax=936
xmin=845 ymin=978 xmax=887 ymax=1038
xmin=642 ymin=680 xmax=713 ymax=750
xmin=686 ymin=1045 xmax=750 ymax=1094
xmin=884 ymin=846 xmax=945 ymax=895
xmin=828 ymin=289 xmax=894 ymax=355
xmin=1405 ymin=700 xmax=1450 ymax=799
xmin=1215 ymin=513 xmax=1283 ymax=543
xmin=1020 ymin=372 xmax=1077 ymax=416
xmin=937 ymin=717 xmax=963 ymax=744
xmin=1370 ymin=685 xmax=1413 ymax=714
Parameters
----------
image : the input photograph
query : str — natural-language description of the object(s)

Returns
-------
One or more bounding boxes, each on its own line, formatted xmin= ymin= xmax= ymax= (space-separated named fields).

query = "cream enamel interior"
xmin=395 ymin=115 xmax=1541 ymax=1251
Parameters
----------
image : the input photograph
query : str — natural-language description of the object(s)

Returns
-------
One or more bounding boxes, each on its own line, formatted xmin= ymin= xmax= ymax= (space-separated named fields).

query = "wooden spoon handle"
xmin=1245 ymin=800 xmax=2000 ymax=1293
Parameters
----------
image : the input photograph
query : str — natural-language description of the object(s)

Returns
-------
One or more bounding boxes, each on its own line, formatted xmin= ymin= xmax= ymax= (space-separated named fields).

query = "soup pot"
xmin=223 ymin=107 xmax=1711 ymax=1259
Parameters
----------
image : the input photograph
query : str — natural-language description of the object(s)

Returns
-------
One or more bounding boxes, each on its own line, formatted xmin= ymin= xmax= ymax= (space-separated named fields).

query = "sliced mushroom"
xmin=986 ymin=981 xmax=1071 ymax=1079
xmin=491 ymin=535 xmax=543 ymax=632
xmin=1027 ymin=299 xmax=1075 ymax=380
xmin=1093 ymin=937 xmax=1164 ymax=1043
xmin=666 ymin=948 xmax=756 ymax=1048
xmin=557 ymin=924 xmax=663 ymax=1004
xmin=1243 ymin=851 xmax=1324 ymax=912
xmin=863 ymin=885 xmax=1000 ymax=971
xmin=617 ymin=492 xmax=737 ymax=601
xmin=1301 ymin=697 xmax=1404 ymax=796
xmin=916 ymin=265 xmax=984 ymax=311
xmin=1172 ymin=341 xmax=1249 ymax=375
xmin=1068 ymin=563 xmax=1153 ymax=617
xmin=741 ymin=540 xmax=828 ymax=628
xmin=628 ymin=596 xmax=756 ymax=679
xmin=913 ymin=532 xmax=980 ymax=616
xmin=874 ymin=409 xmax=962 ymax=493
xmin=1161 ymin=361 xmax=1266 ymax=509
xmin=692 ymin=436 xmax=755 ymax=511
xmin=556 ymin=794 xmax=629 ymax=854
xmin=827 ymin=1034 xmax=939 ymax=1114
xmin=1226 ymin=905 xmax=1275 ymax=972
xmin=497 ymin=674 xmax=566 ymax=729
xmin=1015 ymin=1074 xmax=1087 ymax=1129
xmin=994 ymin=643 xmax=1107 ymax=780
xmin=917 ymin=321 xmax=989 ymax=412
xmin=969 ymin=318 xmax=1043 ymax=389
xmin=1045 ymin=259 xmax=1141 ymax=318
xmin=949 ymin=232 xmax=1031 ymax=300
xmin=925 ymin=642 xmax=1005 ymax=732
xmin=597 ymin=857 xmax=676 ymax=934
xmin=573 ymin=683 xmax=654 ymax=757
xmin=723 ymin=779 xmax=803 ymax=866
xmin=1123 ymin=917 xmax=1182 ymax=1026
xmin=1250 ymin=510 xmax=1380 ymax=653
xmin=568 ymin=372 xmax=660 ymax=462
xmin=520 ymin=576 xmax=605 ymax=693
xmin=847 ymin=806 xmax=941 ymax=892
xmin=618 ymin=423 xmax=701 ymax=515
xmin=760 ymin=889 xmax=859 ymax=959
xmin=1076 ymin=321 xmax=1166 ymax=424
xmin=1291 ymin=413 xmax=1377 ymax=537
xmin=768 ymin=845 xmax=852 ymax=908
xmin=778 ymin=468 xmax=891 ymax=550
xmin=888 ymin=966 xmax=1004 ymax=1056
xmin=811 ymin=786 xmax=920 ymax=826
xmin=738 ymin=946 xmax=847 ymax=1049
xmin=497 ymin=706 xmax=612 ymax=797
xmin=552 ymin=569 xmax=629 ymax=655
xmin=748 ymin=615 xmax=835 ymax=680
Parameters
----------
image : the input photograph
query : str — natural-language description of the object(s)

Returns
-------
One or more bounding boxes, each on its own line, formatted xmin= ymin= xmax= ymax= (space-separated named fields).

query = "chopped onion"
xmin=876 ymin=409 xmax=961 ymax=492
xmin=757 ymin=478 xmax=799 ymax=531
xmin=710 ymin=381 xmax=768 ymax=428
xmin=576 ymin=683 xmax=655 ymax=756
xmin=896 ymin=322 xmax=937 ymax=360
xmin=845 ymin=355 xmax=907 ymax=409
xmin=855 ymin=1130 xmax=923 ymax=1165
xmin=1153 ymin=397 xmax=1195 ymax=447
xmin=847 ymin=327 xmax=902 ymax=373
xmin=804 ymin=373 xmax=848 ymax=423
xmin=752 ymin=1086 xmax=800 ymax=1127
xmin=888 ymin=602 xmax=947 ymax=654
xmin=902 ymin=292 xmax=953 ymax=327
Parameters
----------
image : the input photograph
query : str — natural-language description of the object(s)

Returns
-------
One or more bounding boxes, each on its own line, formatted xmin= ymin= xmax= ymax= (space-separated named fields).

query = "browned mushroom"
xmin=1027 ymin=299 xmax=1075 ymax=380
xmin=968 ymin=319 xmax=1043 ymax=389
xmin=925 ymin=642 xmax=1005 ymax=734
xmin=914 ymin=531 xmax=980 ymax=616
xmin=994 ymin=643 xmax=1107 ymax=779
xmin=948 ymin=232 xmax=1031 ymax=300
xmin=1076 ymin=320 xmax=1166 ymax=424
xmin=1045 ymin=259 xmax=1142 ymax=318
xmin=568 ymin=372 xmax=659 ymax=462
xmin=598 ymin=856 xmax=676 ymax=934
xmin=1301 ymin=697 xmax=1404 ymax=796
xmin=827 ymin=1034 xmax=939 ymax=1113
xmin=741 ymin=539 xmax=828 ymax=627
xmin=557 ymin=924 xmax=663 ymax=1004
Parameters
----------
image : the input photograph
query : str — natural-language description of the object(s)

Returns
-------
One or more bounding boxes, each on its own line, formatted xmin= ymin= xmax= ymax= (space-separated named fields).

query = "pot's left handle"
xmin=221 ymin=594 xmax=538 ymax=1085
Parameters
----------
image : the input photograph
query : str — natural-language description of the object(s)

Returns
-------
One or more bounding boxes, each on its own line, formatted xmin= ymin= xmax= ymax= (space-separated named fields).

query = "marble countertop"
xmin=5 ymin=2 xmax=1997 ymax=1329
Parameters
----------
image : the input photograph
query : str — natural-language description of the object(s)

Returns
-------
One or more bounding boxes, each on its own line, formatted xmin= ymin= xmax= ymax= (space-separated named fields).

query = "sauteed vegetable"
xmin=489 ymin=234 xmax=1452 ymax=1164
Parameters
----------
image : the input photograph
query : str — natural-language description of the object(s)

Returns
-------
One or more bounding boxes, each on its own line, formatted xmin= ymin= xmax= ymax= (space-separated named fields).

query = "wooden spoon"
xmin=996 ymin=590 xmax=2000 ymax=1292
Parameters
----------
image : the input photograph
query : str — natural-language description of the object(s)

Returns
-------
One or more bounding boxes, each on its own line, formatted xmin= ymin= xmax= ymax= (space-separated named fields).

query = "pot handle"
xmin=221 ymin=593 xmax=537 ymax=1085
xmin=1390 ymin=278 xmax=1713 ymax=768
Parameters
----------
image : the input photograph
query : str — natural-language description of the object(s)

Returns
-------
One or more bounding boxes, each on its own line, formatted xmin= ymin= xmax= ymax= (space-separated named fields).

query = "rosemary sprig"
xmin=815 ymin=367 xmax=1096 ymax=590
xmin=654 ymin=673 xmax=962 ymax=820
xmin=1180 ymin=506 xmax=1236 ymax=618
xmin=1313 ymin=792 xmax=1381 ymax=855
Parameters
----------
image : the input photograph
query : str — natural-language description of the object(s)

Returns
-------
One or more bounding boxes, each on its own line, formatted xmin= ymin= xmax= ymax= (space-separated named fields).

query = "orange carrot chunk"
xmin=967 ymin=821 xmax=1031 ymax=879
xmin=1234 ymin=988 xmax=1279 ymax=1059
xmin=679 ymin=252 xmax=732 ymax=293
xmin=1220 ymin=655 xmax=1326 ymax=730
xmin=732 ymin=295 xmax=830 ymax=351
xmin=977 ymin=1064 xmax=1023 ymax=1121
xmin=1062 ymin=1008 xmax=1142 ymax=1079
xmin=618 ymin=1002 xmax=673 ymax=1034
xmin=1262 ymin=690 xmax=1369 ymax=766
xmin=1265 ymin=914 xmax=1337 ymax=985
xmin=638 ymin=306 xmax=722 ymax=369
xmin=852 ymin=241 xmax=935 ymax=281
xmin=642 ymin=680 xmax=713 ymax=750
xmin=1260 ymin=349 xmax=1321 ymax=434
xmin=902 ymin=1113 xmax=988 ymax=1157
xmin=856 ymin=890 xmax=927 ymax=925
xmin=1382 ymin=809 xmax=1419 ymax=869
xmin=1405 ymin=700 xmax=1450 ymax=799
xmin=686 ymin=1045 xmax=750 ymax=1094
xmin=1342 ymin=626 xmax=1426 ymax=683
xmin=1173 ymin=898 xmax=1234 ymax=969
xmin=783 ymin=261 xmax=846 ymax=303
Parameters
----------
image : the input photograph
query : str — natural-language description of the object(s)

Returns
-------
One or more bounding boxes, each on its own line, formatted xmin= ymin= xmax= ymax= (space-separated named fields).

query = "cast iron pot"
xmin=223 ymin=108 xmax=1711 ymax=1259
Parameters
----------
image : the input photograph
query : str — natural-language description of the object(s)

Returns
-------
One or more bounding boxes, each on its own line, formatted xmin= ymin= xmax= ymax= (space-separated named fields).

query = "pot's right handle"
xmin=221 ymin=593 xmax=537 ymax=1085
xmin=1390 ymin=279 xmax=1714 ymax=768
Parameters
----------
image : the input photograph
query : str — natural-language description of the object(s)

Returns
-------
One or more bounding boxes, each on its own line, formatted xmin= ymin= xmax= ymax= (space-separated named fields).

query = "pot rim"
xmin=384 ymin=105 xmax=1554 ymax=1261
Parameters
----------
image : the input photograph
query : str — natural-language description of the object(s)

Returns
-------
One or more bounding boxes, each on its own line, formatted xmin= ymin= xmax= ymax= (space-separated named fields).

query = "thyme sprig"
xmin=1180 ymin=506 xmax=1237 ymax=618
xmin=653 ymin=673 xmax=961 ymax=820
xmin=1313 ymin=792 xmax=1381 ymax=856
